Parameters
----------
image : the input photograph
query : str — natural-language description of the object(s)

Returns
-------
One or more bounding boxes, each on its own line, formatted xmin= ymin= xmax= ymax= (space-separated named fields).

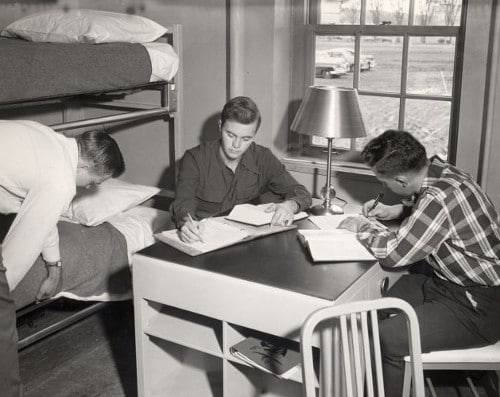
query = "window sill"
xmin=282 ymin=155 xmax=374 ymax=177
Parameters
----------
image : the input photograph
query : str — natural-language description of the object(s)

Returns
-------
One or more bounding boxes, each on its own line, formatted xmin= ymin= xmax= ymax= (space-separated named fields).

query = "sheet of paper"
xmin=308 ymin=214 xmax=357 ymax=230
xmin=226 ymin=203 xmax=308 ymax=226
xmin=158 ymin=219 xmax=249 ymax=254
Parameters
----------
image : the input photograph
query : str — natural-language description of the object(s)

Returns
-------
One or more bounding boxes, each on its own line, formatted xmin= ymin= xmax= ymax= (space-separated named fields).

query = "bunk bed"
xmin=0 ymin=15 xmax=183 ymax=348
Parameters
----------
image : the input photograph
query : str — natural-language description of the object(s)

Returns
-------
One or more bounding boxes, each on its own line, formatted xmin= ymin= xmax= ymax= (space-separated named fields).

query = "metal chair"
xmin=403 ymin=341 xmax=500 ymax=397
xmin=301 ymin=297 xmax=425 ymax=397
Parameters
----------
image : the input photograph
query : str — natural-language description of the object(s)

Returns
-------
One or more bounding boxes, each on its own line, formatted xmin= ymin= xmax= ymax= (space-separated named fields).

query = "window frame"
xmin=294 ymin=0 xmax=465 ymax=165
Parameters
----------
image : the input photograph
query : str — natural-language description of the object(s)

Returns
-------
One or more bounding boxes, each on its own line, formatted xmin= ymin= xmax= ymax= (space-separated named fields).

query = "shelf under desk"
xmin=132 ymin=218 xmax=403 ymax=397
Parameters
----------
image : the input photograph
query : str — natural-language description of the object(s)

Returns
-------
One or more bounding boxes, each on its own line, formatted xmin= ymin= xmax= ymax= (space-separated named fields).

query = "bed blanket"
xmin=10 ymin=220 xmax=131 ymax=310
xmin=0 ymin=37 xmax=152 ymax=104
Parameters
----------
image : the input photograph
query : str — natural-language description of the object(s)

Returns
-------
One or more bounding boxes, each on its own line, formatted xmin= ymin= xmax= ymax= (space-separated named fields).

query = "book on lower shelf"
xmin=229 ymin=336 xmax=301 ymax=379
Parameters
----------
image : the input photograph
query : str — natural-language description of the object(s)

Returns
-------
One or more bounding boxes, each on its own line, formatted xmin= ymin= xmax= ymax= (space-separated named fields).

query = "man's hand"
xmin=362 ymin=202 xmax=404 ymax=221
xmin=36 ymin=267 xmax=62 ymax=302
xmin=265 ymin=200 xmax=298 ymax=226
xmin=179 ymin=216 xmax=206 ymax=243
xmin=338 ymin=216 xmax=372 ymax=233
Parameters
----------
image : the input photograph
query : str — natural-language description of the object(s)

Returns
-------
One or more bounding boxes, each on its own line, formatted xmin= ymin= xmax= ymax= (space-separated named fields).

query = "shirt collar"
xmin=420 ymin=155 xmax=446 ymax=193
xmin=217 ymin=141 xmax=260 ymax=175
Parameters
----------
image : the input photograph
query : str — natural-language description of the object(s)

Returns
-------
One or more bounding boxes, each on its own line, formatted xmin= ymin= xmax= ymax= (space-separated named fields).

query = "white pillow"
xmin=106 ymin=206 xmax=171 ymax=262
xmin=61 ymin=179 xmax=160 ymax=226
xmin=1 ymin=9 xmax=167 ymax=44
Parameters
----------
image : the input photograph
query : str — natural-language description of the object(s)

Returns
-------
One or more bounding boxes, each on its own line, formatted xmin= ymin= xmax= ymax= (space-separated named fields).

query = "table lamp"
xmin=291 ymin=86 xmax=366 ymax=215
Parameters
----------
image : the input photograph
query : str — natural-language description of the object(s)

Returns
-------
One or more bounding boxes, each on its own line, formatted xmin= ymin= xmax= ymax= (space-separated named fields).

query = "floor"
xmin=17 ymin=300 xmax=496 ymax=397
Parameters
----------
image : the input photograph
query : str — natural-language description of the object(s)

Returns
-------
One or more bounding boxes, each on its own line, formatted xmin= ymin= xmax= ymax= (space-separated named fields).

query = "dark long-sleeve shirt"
xmin=357 ymin=156 xmax=500 ymax=287
xmin=170 ymin=140 xmax=312 ymax=227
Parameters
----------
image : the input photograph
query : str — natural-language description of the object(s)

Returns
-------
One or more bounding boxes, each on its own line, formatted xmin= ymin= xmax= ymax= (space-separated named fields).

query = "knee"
xmin=379 ymin=316 xmax=410 ymax=360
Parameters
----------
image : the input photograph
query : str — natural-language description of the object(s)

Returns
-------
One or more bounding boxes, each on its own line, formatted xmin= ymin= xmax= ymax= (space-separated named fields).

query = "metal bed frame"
xmin=1 ymin=24 xmax=183 ymax=349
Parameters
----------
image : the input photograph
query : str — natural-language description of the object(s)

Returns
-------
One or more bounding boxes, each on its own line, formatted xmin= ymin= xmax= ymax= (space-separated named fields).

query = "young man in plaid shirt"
xmin=340 ymin=130 xmax=500 ymax=397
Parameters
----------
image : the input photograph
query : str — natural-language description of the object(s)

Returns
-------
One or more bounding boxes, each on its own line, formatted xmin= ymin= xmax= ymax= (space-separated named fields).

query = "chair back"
xmin=300 ymin=297 xmax=425 ymax=397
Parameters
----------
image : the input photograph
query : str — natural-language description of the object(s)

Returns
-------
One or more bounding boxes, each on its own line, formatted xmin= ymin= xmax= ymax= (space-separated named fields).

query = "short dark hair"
xmin=76 ymin=130 xmax=125 ymax=178
xmin=361 ymin=130 xmax=427 ymax=177
xmin=220 ymin=96 xmax=261 ymax=131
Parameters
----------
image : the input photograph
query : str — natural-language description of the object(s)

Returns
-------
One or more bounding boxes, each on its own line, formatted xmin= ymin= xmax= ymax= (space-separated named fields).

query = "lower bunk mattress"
xmin=0 ymin=207 xmax=171 ymax=310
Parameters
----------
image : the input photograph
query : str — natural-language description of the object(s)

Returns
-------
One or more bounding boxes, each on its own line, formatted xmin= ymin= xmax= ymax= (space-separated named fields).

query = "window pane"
xmin=359 ymin=36 xmax=402 ymax=92
xmin=413 ymin=0 xmax=462 ymax=26
xmin=366 ymin=0 xmax=409 ymax=25
xmin=356 ymin=96 xmax=400 ymax=150
xmin=407 ymin=36 xmax=456 ymax=96
xmin=320 ymin=0 xmax=361 ymax=24
xmin=315 ymin=36 xmax=354 ymax=88
xmin=377 ymin=0 xmax=410 ymax=25
xmin=405 ymin=99 xmax=450 ymax=159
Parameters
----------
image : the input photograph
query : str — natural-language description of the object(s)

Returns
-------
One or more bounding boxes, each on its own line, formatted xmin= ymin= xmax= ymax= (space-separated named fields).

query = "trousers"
xmin=380 ymin=269 xmax=500 ymax=397
xmin=0 ymin=259 xmax=22 ymax=397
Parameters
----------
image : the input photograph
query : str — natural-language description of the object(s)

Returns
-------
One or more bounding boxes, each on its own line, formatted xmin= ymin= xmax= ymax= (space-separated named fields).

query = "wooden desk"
xmin=133 ymin=220 xmax=402 ymax=396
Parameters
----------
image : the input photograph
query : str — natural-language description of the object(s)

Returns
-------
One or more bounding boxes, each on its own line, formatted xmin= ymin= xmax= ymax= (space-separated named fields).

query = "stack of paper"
xmin=226 ymin=203 xmax=308 ymax=226
xmin=155 ymin=216 xmax=297 ymax=256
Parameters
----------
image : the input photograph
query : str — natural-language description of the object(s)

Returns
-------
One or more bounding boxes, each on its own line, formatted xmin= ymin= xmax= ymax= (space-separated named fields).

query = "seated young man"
xmin=339 ymin=130 xmax=500 ymax=397
xmin=170 ymin=96 xmax=312 ymax=243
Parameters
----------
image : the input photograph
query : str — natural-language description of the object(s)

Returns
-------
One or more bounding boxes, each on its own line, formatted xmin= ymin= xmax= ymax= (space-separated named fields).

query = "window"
xmin=301 ymin=0 xmax=463 ymax=161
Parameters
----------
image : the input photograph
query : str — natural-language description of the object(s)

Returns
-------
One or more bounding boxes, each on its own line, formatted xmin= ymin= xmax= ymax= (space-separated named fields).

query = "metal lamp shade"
xmin=291 ymin=86 xmax=366 ymax=139
xmin=291 ymin=86 xmax=366 ymax=215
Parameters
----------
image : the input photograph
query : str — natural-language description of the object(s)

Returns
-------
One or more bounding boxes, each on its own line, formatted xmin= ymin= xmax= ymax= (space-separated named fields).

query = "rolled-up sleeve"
xmin=357 ymin=194 xmax=450 ymax=268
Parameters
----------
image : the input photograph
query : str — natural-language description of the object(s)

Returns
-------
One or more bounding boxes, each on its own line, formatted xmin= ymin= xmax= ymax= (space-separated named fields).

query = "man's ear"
xmin=77 ymin=164 xmax=89 ymax=171
xmin=395 ymin=176 xmax=409 ymax=188
xmin=218 ymin=119 xmax=222 ymax=131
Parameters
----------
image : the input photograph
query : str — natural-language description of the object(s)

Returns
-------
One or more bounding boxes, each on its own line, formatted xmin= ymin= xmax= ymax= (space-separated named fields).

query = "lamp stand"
xmin=309 ymin=138 xmax=344 ymax=216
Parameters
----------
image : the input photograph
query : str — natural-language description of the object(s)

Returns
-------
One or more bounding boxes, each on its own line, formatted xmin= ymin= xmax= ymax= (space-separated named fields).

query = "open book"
xmin=226 ymin=203 xmax=308 ymax=226
xmin=155 ymin=217 xmax=296 ymax=256
xmin=298 ymin=229 xmax=375 ymax=262
xmin=230 ymin=336 xmax=301 ymax=379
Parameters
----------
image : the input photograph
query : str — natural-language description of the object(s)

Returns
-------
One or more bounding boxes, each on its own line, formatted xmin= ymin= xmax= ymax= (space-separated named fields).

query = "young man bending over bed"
xmin=0 ymin=120 xmax=125 ymax=301
xmin=170 ymin=96 xmax=312 ymax=243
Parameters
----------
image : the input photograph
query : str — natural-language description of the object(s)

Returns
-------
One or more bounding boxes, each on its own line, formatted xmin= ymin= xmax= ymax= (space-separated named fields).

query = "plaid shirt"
xmin=358 ymin=157 xmax=500 ymax=287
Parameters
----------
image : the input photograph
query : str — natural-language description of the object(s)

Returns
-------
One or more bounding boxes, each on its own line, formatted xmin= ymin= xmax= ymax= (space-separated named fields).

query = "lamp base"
xmin=309 ymin=201 xmax=344 ymax=216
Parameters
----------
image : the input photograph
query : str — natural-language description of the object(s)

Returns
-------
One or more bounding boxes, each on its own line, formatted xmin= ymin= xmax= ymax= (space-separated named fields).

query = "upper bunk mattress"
xmin=0 ymin=37 xmax=178 ymax=104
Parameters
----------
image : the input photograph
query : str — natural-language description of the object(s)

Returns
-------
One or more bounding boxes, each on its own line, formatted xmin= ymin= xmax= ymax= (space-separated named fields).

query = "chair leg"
xmin=402 ymin=362 xmax=412 ymax=397
xmin=426 ymin=376 xmax=437 ymax=397
xmin=465 ymin=376 xmax=480 ymax=397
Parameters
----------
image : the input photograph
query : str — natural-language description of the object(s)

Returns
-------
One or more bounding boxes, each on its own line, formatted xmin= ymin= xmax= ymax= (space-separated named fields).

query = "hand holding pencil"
xmin=364 ymin=192 xmax=384 ymax=218
xmin=179 ymin=213 xmax=206 ymax=244
xmin=362 ymin=193 xmax=405 ymax=221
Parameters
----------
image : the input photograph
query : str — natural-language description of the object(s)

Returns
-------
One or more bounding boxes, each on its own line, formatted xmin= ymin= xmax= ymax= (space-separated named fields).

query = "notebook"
xmin=230 ymin=336 xmax=301 ymax=379
xmin=226 ymin=203 xmax=309 ymax=226
xmin=297 ymin=229 xmax=376 ymax=262
xmin=155 ymin=217 xmax=296 ymax=256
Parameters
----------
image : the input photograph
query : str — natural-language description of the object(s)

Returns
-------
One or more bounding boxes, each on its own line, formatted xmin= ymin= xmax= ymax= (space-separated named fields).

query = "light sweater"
xmin=0 ymin=120 xmax=78 ymax=290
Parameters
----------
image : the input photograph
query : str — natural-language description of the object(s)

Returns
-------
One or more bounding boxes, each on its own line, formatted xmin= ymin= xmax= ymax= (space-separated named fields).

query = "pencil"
xmin=187 ymin=213 xmax=204 ymax=243
xmin=368 ymin=192 xmax=384 ymax=214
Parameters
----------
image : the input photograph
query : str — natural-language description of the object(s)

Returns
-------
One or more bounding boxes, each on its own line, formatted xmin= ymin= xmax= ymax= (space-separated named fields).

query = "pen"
xmin=368 ymin=192 xmax=384 ymax=214
xmin=187 ymin=213 xmax=204 ymax=243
